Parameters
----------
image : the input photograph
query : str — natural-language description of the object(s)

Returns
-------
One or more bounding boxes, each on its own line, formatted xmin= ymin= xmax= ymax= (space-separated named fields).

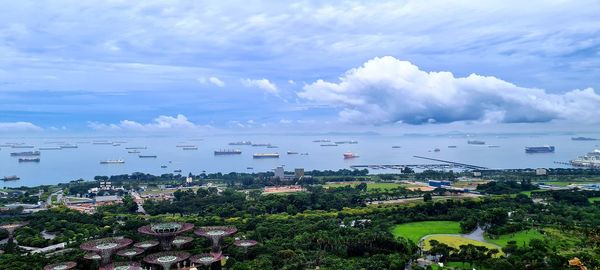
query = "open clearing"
xmin=391 ymin=221 xmax=462 ymax=243
xmin=325 ymin=182 xmax=405 ymax=190
xmin=423 ymin=235 xmax=503 ymax=256
xmin=485 ymin=229 xmax=545 ymax=247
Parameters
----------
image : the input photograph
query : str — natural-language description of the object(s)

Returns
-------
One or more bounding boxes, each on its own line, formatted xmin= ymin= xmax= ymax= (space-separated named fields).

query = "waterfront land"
xmin=1 ymin=168 xmax=600 ymax=269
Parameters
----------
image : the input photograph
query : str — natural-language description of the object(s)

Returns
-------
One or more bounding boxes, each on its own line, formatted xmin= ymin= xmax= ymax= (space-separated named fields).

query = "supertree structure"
xmin=0 ymin=222 xmax=27 ymax=243
xmin=138 ymin=222 xmax=194 ymax=250
xmin=99 ymin=261 xmax=142 ymax=270
xmin=83 ymin=252 xmax=102 ymax=261
xmin=133 ymin=240 xmax=159 ymax=251
xmin=194 ymin=226 xmax=237 ymax=253
xmin=143 ymin=251 xmax=190 ymax=270
xmin=171 ymin=236 xmax=193 ymax=249
xmin=80 ymin=237 xmax=133 ymax=265
xmin=189 ymin=253 xmax=221 ymax=268
xmin=233 ymin=239 xmax=258 ymax=254
xmin=43 ymin=261 xmax=77 ymax=270
xmin=116 ymin=247 xmax=144 ymax=260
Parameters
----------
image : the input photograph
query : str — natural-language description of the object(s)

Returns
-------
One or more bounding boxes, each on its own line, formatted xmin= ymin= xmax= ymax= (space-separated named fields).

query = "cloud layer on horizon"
xmin=88 ymin=114 xmax=212 ymax=132
xmin=0 ymin=121 xmax=43 ymax=132
xmin=299 ymin=56 xmax=600 ymax=124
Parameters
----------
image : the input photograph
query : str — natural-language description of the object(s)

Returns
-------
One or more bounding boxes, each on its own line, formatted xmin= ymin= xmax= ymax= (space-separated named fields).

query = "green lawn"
xmin=391 ymin=221 xmax=462 ymax=243
xmin=589 ymin=197 xmax=600 ymax=203
xmin=325 ymin=182 xmax=404 ymax=190
xmin=485 ymin=229 xmax=544 ymax=247
xmin=423 ymin=235 xmax=503 ymax=256
xmin=519 ymin=189 xmax=544 ymax=197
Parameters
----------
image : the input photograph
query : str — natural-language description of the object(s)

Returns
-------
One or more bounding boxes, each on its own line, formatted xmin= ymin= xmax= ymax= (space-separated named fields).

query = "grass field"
xmin=423 ymin=235 xmax=503 ymax=256
xmin=485 ymin=229 xmax=544 ymax=247
xmin=519 ymin=189 xmax=544 ymax=197
xmin=325 ymin=182 xmax=404 ymax=190
xmin=391 ymin=221 xmax=462 ymax=243
xmin=589 ymin=197 xmax=600 ymax=203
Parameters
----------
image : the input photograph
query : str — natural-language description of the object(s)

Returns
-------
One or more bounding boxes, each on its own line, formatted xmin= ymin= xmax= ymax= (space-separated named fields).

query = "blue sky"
xmin=1 ymin=0 xmax=600 ymax=134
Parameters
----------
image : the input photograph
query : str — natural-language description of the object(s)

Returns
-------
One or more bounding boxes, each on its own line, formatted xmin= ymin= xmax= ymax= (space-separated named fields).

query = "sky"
xmin=1 ymin=0 xmax=600 ymax=135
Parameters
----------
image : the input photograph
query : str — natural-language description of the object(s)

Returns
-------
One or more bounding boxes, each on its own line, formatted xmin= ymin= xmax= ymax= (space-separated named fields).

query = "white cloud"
xmin=88 ymin=114 xmax=211 ymax=132
xmin=197 ymin=76 xmax=225 ymax=87
xmin=0 ymin=122 xmax=43 ymax=132
xmin=241 ymin=78 xmax=278 ymax=93
xmin=299 ymin=56 xmax=600 ymax=124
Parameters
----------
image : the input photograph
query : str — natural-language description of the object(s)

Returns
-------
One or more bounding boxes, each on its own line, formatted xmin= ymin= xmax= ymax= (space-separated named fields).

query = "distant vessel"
xmin=433 ymin=148 xmax=440 ymax=152
xmin=39 ymin=147 xmax=62 ymax=150
xmin=570 ymin=149 xmax=600 ymax=168
xmin=525 ymin=146 xmax=555 ymax=153
xmin=392 ymin=146 xmax=401 ymax=148
xmin=161 ymin=165 xmax=167 ymax=168
xmin=312 ymin=139 xmax=330 ymax=143
xmin=112 ymin=143 xmax=121 ymax=146
xmin=214 ymin=149 xmax=242 ymax=155
xmin=174 ymin=169 xmax=182 ymax=173
xmin=251 ymin=143 xmax=271 ymax=147
xmin=488 ymin=145 xmax=500 ymax=148
xmin=300 ymin=153 xmax=309 ymax=155
xmin=128 ymin=150 xmax=141 ymax=154
xmin=139 ymin=155 xmax=158 ymax=158
xmin=183 ymin=147 xmax=198 ymax=150
xmin=229 ymin=141 xmax=252 ymax=146
xmin=335 ymin=140 xmax=358 ymax=144
xmin=100 ymin=159 xmax=125 ymax=164
xmin=343 ymin=152 xmax=359 ymax=159
xmin=320 ymin=144 xmax=338 ymax=147
xmin=447 ymin=146 xmax=457 ymax=148
xmin=176 ymin=145 xmax=196 ymax=148
xmin=287 ymin=151 xmax=298 ymax=155
xmin=253 ymin=153 xmax=279 ymax=159
xmin=125 ymin=147 xmax=147 ymax=150
xmin=467 ymin=140 xmax=486 ymax=145
xmin=246 ymin=167 xmax=253 ymax=170
xmin=1 ymin=175 xmax=20 ymax=181
xmin=93 ymin=141 xmax=112 ymax=145
xmin=267 ymin=145 xmax=279 ymax=148
xmin=11 ymin=151 xmax=40 ymax=157
xmin=572 ymin=137 xmax=598 ymax=141
xmin=19 ymin=157 xmax=40 ymax=162
xmin=60 ymin=145 xmax=78 ymax=149
xmin=11 ymin=145 xmax=34 ymax=149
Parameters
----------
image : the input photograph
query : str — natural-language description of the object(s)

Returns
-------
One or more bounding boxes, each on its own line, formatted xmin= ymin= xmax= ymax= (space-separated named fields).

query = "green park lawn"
xmin=485 ymin=229 xmax=544 ymax=247
xmin=423 ymin=235 xmax=503 ymax=256
xmin=391 ymin=221 xmax=462 ymax=243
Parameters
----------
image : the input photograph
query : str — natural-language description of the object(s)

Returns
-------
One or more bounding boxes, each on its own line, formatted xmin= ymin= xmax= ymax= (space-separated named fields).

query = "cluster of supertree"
xmin=46 ymin=222 xmax=259 ymax=270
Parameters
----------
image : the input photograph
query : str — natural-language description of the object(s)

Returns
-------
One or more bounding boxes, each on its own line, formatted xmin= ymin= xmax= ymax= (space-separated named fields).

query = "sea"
xmin=1 ymin=134 xmax=599 ymax=188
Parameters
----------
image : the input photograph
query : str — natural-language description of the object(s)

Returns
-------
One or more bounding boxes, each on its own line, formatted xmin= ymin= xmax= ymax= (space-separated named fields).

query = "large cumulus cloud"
xmin=299 ymin=56 xmax=600 ymax=124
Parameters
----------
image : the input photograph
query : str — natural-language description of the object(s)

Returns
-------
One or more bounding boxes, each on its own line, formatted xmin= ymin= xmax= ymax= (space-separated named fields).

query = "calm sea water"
xmin=1 ymin=134 xmax=599 ymax=188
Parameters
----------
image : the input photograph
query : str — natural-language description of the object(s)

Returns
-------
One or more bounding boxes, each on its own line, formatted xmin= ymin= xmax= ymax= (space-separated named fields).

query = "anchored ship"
xmin=139 ymin=155 xmax=158 ymax=158
xmin=39 ymin=147 xmax=62 ymax=150
xmin=10 ymin=151 xmax=40 ymax=157
xmin=467 ymin=140 xmax=486 ymax=145
xmin=19 ymin=158 xmax=40 ymax=162
xmin=1 ymin=175 xmax=20 ymax=181
xmin=334 ymin=140 xmax=358 ymax=144
xmin=228 ymin=141 xmax=252 ymax=145
xmin=182 ymin=147 xmax=198 ymax=150
xmin=251 ymin=143 xmax=271 ymax=147
xmin=253 ymin=153 xmax=279 ymax=159
xmin=525 ymin=146 xmax=555 ymax=153
xmin=11 ymin=145 xmax=34 ymax=148
xmin=214 ymin=149 xmax=242 ymax=155
xmin=128 ymin=150 xmax=141 ymax=154
xmin=343 ymin=152 xmax=359 ymax=159
xmin=125 ymin=146 xmax=147 ymax=150
xmin=60 ymin=145 xmax=78 ymax=149
xmin=572 ymin=137 xmax=598 ymax=141
xmin=100 ymin=159 xmax=125 ymax=164
xmin=312 ymin=139 xmax=330 ymax=143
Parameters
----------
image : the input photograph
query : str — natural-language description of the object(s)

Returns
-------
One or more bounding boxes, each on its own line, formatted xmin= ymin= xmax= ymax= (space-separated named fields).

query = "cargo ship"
xmin=39 ymin=147 xmax=62 ymax=150
xmin=100 ymin=159 xmax=125 ymax=164
xmin=572 ymin=137 xmax=597 ymax=141
xmin=182 ymin=147 xmax=198 ymax=150
xmin=253 ymin=153 xmax=279 ymax=159
xmin=343 ymin=152 xmax=359 ymax=159
xmin=214 ymin=149 xmax=242 ymax=155
xmin=60 ymin=145 xmax=78 ymax=149
xmin=176 ymin=145 xmax=196 ymax=148
xmin=312 ymin=139 xmax=330 ymax=143
xmin=11 ymin=145 xmax=34 ymax=148
xmin=447 ymin=145 xmax=457 ymax=148
xmin=287 ymin=151 xmax=298 ymax=155
xmin=19 ymin=158 xmax=40 ymax=162
xmin=1 ymin=175 xmax=20 ymax=181
xmin=125 ymin=146 xmax=147 ymax=150
xmin=320 ymin=144 xmax=338 ymax=147
xmin=93 ymin=141 xmax=113 ymax=145
xmin=128 ymin=150 xmax=141 ymax=154
xmin=392 ymin=146 xmax=401 ymax=148
xmin=10 ymin=151 xmax=40 ymax=157
xmin=467 ymin=140 xmax=485 ymax=145
xmin=251 ymin=143 xmax=271 ymax=147
xmin=525 ymin=146 xmax=555 ymax=153
xmin=570 ymin=150 xmax=600 ymax=168
xmin=139 ymin=155 xmax=157 ymax=158
xmin=335 ymin=140 xmax=358 ymax=144
xmin=229 ymin=141 xmax=252 ymax=146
